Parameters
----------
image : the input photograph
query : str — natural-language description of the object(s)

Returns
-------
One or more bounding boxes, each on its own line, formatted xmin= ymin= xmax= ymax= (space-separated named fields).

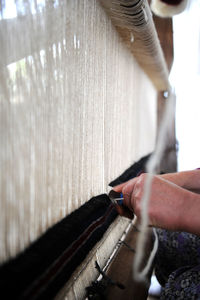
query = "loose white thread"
xmin=133 ymin=89 xmax=175 ymax=282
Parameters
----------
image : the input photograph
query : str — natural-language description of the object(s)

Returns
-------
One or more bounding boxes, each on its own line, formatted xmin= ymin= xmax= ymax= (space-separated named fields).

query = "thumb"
xmin=112 ymin=181 xmax=127 ymax=192
xmin=112 ymin=177 xmax=138 ymax=193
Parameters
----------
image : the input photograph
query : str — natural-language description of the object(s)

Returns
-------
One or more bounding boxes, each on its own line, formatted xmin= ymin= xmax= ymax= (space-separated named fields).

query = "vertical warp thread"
xmin=0 ymin=0 xmax=157 ymax=263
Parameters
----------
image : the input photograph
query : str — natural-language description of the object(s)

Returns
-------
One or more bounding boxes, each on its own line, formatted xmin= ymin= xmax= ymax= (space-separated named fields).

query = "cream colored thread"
xmin=100 ymin=0 xmax=169 ymax=91
xmin=133 ymin=90 xmax=175 ymax=282
xmin=0 ymin=0 xmax=156 ymax=262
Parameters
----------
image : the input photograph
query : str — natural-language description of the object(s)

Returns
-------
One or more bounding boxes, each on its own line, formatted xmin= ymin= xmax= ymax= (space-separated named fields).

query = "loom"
xmin=0 ymin=0 xmax=177 ymax=299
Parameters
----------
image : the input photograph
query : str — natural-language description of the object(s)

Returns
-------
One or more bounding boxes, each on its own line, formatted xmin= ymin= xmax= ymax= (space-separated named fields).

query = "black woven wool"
xmin=0 ymin=154 xmax=150 ymax=299
xmin=0 ymin=195 xmax=117 ymax=300
xmin=109 ymin=153 xmax=151 ymax=187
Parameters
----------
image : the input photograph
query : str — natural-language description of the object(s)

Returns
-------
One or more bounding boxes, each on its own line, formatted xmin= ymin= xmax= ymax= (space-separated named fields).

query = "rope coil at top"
xmin=100 ymin=0 xmax=170 ymax=91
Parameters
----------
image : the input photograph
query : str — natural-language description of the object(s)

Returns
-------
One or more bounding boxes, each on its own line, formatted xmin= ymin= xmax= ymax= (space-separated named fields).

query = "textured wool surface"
xmin=0 ymin=0 xmax=157 ymax=264
xmin=109 ymin=153 xmax=151 ymax=187
xmin=0 ymin=156 xmax=149 ymax=300
xmin=0 ymin=195 xmax=118 ymax=299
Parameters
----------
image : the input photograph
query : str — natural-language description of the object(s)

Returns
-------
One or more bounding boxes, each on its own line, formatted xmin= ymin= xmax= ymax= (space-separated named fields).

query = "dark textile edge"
xmin=109 ymin=153 xmax=151 ymax=187
xmin=0 ymin=153 xmax=151 ymax=299
xmin=0 ymin=195 xmax=117 ymax=300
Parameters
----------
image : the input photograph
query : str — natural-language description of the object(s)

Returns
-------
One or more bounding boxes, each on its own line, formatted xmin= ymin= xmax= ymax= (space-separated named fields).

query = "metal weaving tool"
xmin=108 ymin=190 xmax=124 ymax=206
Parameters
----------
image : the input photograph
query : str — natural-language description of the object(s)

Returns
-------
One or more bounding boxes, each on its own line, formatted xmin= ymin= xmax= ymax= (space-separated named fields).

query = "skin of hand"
xmin=113 ymin=173 xmax=200 ymax=235
xmin=159 ymin=170 xmax=200 ymax=193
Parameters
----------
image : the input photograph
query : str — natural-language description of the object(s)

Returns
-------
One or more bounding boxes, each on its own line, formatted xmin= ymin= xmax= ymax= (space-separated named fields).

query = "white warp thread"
xmin=0 ymin=0 xmax=157 ymax=262
xmin=133 ymin=89 xmax=175 ymax=282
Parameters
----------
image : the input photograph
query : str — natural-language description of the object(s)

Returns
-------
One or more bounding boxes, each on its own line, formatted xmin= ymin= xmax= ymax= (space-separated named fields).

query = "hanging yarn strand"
xmin=0 ymin=0 xmax=163 ymax=297
xmin=133 ymin=89 xmax=175 ymax=282
xmin=100 ymin=0 xmax=174 ymax=282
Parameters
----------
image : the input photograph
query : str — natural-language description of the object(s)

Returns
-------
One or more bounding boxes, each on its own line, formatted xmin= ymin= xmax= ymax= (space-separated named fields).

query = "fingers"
xmin=113 ymin=174 xmax=181 ymax=229
xmin=112 ymin=180 xmax=131 ymax=192
xmin=114 ymin=204 xmax=134 ymax=219
xmin=113 ymin=177 xmax=138 ymax=193
xmin=113 ymin=176 xmax=143 ymax=213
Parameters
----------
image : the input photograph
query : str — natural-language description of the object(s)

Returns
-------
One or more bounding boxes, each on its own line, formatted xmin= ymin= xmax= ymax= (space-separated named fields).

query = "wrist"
xmin=160 ymin=172 xmax=184 ymax=188
xmin=160 ymin=170 xmax=200 ymax=191
xmin=178 ymin=191 xmax=200 ymax=235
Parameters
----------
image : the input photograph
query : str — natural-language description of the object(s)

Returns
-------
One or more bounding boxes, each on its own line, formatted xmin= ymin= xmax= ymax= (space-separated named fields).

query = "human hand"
xmin=113 ymin=173 xmax=189 ymax=231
